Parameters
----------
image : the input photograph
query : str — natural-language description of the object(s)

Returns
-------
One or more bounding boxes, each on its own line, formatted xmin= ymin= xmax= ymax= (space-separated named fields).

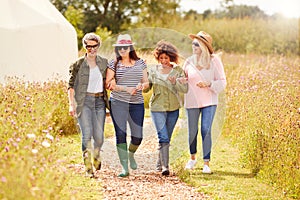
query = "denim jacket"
xmin=145 ymin=65 xmax=188 ymax=112
xmin=68 ymin=55 xmax=109 ymax=116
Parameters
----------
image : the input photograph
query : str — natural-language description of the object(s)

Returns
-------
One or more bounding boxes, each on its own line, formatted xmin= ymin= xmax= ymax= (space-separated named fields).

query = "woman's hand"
xmin=168 ymin=76 xmax=177 ymax=84
xmin=69 ymin=104 xmax=76 ymax=117
xmin=196 ymin=81 xmax=211 ymax=88
xmin=177 ymin=77 xmax=188 ymax=84
xmin=127 ymin=87 xmax=138 ymax=95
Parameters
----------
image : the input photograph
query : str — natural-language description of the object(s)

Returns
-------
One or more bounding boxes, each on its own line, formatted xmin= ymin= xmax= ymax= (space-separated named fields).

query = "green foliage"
xmin=51 ymin=1 xmax=299 ymax=55
xmin=223 ymin=54 xmax=300 ymax=198
xmin=64 ymin=5 xmax=84 ymax=49
xmin=95 ymin=26 xmax=112 ymax=44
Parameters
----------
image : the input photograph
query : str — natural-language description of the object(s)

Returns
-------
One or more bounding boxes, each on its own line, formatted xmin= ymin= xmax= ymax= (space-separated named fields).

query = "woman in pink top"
xmin=183 ymin=31 xmax=226 ymax=174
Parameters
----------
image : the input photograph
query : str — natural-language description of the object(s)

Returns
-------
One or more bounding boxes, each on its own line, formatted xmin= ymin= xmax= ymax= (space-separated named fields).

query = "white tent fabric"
xmin=0 ymin=0 xmax=78 ymax=83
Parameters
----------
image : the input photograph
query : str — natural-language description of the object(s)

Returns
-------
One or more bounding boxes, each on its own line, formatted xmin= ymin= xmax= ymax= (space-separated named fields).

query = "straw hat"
xmin=189 ymin=31 xmax=214 ymax=54
xmin=113 ymin=34 xmax=135 ymax=46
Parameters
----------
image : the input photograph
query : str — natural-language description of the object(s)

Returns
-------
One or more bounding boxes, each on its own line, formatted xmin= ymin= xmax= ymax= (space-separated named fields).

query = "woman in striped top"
xmin=106 ymin=34 xmax=149 ymax=177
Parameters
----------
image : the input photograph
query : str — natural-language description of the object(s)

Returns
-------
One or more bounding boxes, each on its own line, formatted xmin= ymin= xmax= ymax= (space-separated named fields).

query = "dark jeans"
xmin=110 ymin=98 xmax=144 ymax=145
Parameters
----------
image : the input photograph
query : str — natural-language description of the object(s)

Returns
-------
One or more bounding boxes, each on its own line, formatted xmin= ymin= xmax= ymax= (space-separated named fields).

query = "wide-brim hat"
xmin=189 ymin=31 xmax=214 ymax=54
xmin=112 ymin=34 xmax=135 ymax=46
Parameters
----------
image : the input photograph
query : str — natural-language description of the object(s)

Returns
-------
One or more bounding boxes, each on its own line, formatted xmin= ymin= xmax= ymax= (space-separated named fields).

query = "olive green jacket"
xmin=144 ymin=65 xmax=188 ymax=112
xmin=68 ymin=55 xmax=109 ymax=116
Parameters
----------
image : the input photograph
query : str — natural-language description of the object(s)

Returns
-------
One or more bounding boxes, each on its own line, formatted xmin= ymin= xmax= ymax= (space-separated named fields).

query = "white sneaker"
xmin=202 ymin=165 xmax=212 ymax=174
xmin=185 ymin=159 xmax=197 ymax=170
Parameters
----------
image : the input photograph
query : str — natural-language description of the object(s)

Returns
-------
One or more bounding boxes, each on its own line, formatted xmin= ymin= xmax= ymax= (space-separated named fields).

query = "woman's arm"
xmin=137 ymin=68 xmax=150 ymax=92
xmin=210 ymin=55 xmax=227 ymax=94
xmin=68 ymin=88 xmax=76 ymax=117
xmin=173 ymin=67 xmax=188 ymax=93
xmin=105 ymin=68 xmax=116 ymax=90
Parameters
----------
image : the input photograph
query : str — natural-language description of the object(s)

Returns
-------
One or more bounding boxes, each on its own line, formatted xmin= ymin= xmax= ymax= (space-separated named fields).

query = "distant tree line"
xmin=50 ymin=0 xmax=299 ymax=55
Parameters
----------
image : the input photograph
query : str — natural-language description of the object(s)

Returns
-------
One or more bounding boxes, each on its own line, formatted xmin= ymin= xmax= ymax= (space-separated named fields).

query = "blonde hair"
xmin=193 ymin=39 xmax=211 ymax=69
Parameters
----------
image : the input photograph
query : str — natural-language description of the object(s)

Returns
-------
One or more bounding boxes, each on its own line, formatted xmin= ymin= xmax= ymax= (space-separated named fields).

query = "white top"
xmin=87 ymin=66 xmax=103 ymax=93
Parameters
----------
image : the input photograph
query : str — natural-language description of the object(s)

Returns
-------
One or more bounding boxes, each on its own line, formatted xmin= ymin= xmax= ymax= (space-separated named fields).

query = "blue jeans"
xmin=186 ymin=105 xmax=217 ymax=161
xmin=151 ymin=110 xmax=179 ymax=143
xmin=110 ymin=98 xmax=144 ymax=145
xmin=77 ymin=96 xmax=106 ymax=152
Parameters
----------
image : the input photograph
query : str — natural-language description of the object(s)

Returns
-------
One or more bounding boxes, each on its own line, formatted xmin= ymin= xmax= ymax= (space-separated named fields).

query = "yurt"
xmin=0 ymin=0 xmax=78 ymax=83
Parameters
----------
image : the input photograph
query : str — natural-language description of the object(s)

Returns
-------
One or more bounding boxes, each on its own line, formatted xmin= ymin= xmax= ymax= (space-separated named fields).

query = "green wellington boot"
xmin=128 ymin=143 xmax=139 ymax=170
xmin=116 ymin=143 xmax=129 ymax=177
xmin=83 ymin=150 xmax=94 ymax=178
xmin=93 ymin=148 xmax=101 ymax=171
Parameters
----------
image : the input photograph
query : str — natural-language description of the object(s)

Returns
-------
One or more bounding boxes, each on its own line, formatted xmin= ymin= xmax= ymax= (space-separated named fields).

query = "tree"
xmin=51 ymin=0 xmax=180 ymax=34
xmin=64 ymin=5 xmax=84 ymax=49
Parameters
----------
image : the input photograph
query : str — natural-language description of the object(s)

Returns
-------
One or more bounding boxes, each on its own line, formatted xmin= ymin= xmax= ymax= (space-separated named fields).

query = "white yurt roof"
xmin=0 ymin=0 xmax=78 ymax=83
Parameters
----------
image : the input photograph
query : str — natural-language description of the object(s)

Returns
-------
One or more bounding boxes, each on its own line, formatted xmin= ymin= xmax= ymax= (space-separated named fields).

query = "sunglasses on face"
xmin=192 ymin=42 xmax=200 ymax=47
xmin=116 ymin=46 xmax=130 ymax=51
xmin=86 ymin=44 xmax=99 ymax=50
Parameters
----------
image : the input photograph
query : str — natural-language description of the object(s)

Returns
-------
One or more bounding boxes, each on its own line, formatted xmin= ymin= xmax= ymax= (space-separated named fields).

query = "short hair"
xmin=153 ymin=40 xmax=179 ymax=64
xmin=82 ymin=33 xmax=101 ymax=49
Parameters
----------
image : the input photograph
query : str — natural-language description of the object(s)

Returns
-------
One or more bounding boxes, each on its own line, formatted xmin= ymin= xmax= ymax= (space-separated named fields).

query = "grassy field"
xmin=0 ymin=53 xmax=299 ymax=199
xmin=171 ymin=53 xmax=299 ymax=199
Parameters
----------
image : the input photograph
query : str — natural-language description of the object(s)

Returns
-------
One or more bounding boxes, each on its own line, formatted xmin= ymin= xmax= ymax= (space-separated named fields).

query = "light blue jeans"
xmin=77 ymin=95 xmax=106 ymax=153
xmin=151 ymin=110 xmax=179 ymax=143
xmin=186 ymin=105 xmax=217 ymax=161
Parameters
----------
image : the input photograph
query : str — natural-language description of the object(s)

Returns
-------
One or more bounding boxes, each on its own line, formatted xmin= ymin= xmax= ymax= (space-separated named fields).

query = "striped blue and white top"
xmin=108 ymin=59 xmax=147 ymax=104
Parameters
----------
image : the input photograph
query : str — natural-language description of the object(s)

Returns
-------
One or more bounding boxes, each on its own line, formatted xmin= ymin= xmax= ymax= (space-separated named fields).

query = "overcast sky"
xmin=179 ymin=0 xmax=300 ymax=18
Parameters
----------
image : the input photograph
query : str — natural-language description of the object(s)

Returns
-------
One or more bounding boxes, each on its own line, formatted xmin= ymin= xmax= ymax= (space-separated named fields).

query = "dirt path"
xmin=93 ymin=117 xmax=208 ymax=199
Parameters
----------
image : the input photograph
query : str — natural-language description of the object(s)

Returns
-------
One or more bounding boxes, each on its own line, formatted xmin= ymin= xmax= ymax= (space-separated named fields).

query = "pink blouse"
xmin=184 ymin=54 xmax=226 ymax=108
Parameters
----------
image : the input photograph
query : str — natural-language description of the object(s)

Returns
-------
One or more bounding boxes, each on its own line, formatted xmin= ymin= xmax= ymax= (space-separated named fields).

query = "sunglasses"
xmin=192 ymin=42 xmax=200 ymax=47
xmin=116 ymin=46 xmax=130 ymax=51
xmin=86 ymin=44 xmax=99 ymax=50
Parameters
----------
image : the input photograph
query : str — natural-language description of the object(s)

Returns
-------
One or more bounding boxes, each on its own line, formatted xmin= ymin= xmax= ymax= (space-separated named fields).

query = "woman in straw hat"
xmin=105 ymin=34 xmax=149 ymax=177
xmin=183 ymin=31 xmax=226 ymax=174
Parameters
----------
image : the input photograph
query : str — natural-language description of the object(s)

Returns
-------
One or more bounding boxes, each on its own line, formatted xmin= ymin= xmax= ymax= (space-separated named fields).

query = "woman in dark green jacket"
xmin=145 ymin=40 xmax=188 ymax=176
xmin=68 ymin=33 xmax=109 ymax=178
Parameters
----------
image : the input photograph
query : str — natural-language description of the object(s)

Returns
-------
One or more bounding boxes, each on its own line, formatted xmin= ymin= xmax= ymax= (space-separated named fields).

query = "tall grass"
xmin=223 ymin=54 xmax=300 ymax=198
xmin=0 ymin=77 xmax=77 ymax=199
xmin=137 ymin=17 xmax=299 ymax=56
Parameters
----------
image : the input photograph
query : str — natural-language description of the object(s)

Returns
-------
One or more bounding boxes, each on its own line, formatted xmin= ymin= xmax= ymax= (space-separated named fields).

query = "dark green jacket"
xmin=68 ymin=55 xmax=109 ymax=116
xmin=145 ymin=65 xmax=188 ymax=112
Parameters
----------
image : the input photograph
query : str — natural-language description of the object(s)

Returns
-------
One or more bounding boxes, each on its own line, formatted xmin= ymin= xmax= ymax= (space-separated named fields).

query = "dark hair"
xmin=113 ymin=45 xmax=140 ymax=69
xmin=153 ymin=40 xmax=179 ymax=64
